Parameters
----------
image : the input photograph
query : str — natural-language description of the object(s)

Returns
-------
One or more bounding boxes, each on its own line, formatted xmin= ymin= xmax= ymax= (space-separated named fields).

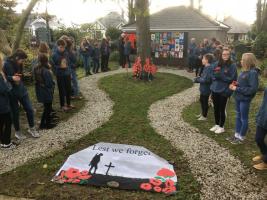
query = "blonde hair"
xmin=0 ymin=53 xmax=6 ymax=80
xmin=0 ymin=53 xmax=3 ymax=72
xmin=241 ymin=53 xmax=257 ymax=71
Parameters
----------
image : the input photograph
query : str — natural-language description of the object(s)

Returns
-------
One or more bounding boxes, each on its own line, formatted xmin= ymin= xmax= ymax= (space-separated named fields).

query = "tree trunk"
xmin=12 ymin=0 xmax=39 ymax=52
xmin=135 ymin=0 xmax=150 ymax=66
xmin=262 ymin=0 xmax=267 ymax=31
xmin=0 ymin=29 xmax=12 ymax=56
xmin=257 ymin=0 xmax=262 ymax=33
xmin=128 ymin=0 xmax=135 ymax=23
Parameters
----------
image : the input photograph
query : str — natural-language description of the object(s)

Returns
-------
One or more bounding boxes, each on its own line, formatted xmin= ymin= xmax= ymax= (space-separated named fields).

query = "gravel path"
xmin=0 ymin=69 xmax=125 ymax=175
xmin=149 ymin=68 xmax=267 ymax=200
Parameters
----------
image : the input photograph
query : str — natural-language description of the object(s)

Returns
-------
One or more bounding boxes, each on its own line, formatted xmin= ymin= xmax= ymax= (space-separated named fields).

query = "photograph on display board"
xmin=151 ymin=32 xmax=185 ymax=59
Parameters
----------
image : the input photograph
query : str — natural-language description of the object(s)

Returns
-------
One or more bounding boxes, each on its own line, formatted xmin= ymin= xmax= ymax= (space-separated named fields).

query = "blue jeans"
xmin=10 ymin=93 xmax=35 ymax=131
xmin=82 ymin=55 xmax=91 ymax=75
xmin=235 ymin=100 xmax=251 ymax=137
xmin=255 ymin=126 xmax=267 ymax=163
xmin=71 ymin=68 xmax=79 ymax=96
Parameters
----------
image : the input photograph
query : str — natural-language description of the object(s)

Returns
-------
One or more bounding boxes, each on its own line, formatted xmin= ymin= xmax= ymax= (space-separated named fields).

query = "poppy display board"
xmin=52 ymin=142 xmax=178 ymax=194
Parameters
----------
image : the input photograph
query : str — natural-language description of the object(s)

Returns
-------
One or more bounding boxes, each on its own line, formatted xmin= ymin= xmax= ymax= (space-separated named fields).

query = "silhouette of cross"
xmin=105 ymin=162 xmax=115 ymax=175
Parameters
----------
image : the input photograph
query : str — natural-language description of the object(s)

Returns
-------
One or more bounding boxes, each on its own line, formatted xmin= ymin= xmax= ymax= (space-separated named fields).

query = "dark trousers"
xmin=119 ymin=52 xmax=124 ymax=66
xmin=255 ymin=126 xmax=267 ymax=163
xmin=10 ymin=93 xmax=34 ymax=131
xmin=0 ymin=112 xmax=12 ymax=145
xmin=200 ymin=94 xmax=209 ymax=118
xmin=212 ymin=92 xmax=228 ymax=127
xmin=101 ymin=55 xmax=108 ymax=72
xmin=123 ymin=55 xmax=131 ymax=68
xmin=93 ymin=59 xmax=100 ymax=73
xmin=40 ymin=103 xmax=52 ymax=127
xmin=56 ymin=75 xmax=71 ymax=107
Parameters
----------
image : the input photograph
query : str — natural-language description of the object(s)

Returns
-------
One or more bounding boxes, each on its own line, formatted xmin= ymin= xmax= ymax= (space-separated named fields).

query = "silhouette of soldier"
xmin=88 ymin=153 xmax=103 ymax=174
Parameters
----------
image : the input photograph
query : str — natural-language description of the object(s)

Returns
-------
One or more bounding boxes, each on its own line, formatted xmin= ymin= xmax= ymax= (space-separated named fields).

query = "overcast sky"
xmin=15 ymin=0 xmax=257 ymax=26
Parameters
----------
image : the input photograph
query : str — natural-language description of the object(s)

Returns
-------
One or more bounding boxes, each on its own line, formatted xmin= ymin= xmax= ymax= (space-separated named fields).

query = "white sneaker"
xmin=15 ymin=131 xmax=27 ymax=140
xmin=234 ymin=132 xmax=240 ymax=138
xmin=210 ymin=125 xmax=219 ymax=132
xmin=28 ymin=127 xmax=40 ymax=138
xmin=1 ymin=143 xmax=16 ymax=150
xmin=195 ymin=114 xmax=202 ymax=118
xmin=215 ymin=127 xmax=225 ymax=134
xmin=198 ymin=116 xmax=207 ymax=121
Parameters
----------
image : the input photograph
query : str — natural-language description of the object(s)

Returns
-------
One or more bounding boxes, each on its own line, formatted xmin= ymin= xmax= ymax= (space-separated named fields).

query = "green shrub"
xmin=252 ymin=31 xmax=267 ymax=59
xmin=109 ymin=50 xmax=119 ymax=62
xmin=258 ymin=76 xmax=266 ymax=91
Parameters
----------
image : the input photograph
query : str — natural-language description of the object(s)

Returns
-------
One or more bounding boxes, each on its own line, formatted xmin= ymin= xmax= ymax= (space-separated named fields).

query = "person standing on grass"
xmin=100 ymin=38 xmax=109 ymax=72
xmin=34 ymin=53 xmax=56 ymax=130
xmin=106 ymin=36 xmax=111 ymax=71
xmin=209 ymin=48 xmax=237 ymax=134
xmin=80 ymin=38 xmax=92 ymax=76
xmin=123 ymin=37 xmax=132 ymax=68
xmin=194 ymin=54 xmax=214 ymax=121
xmin=92 ymin=42 xmax=100 ymax=73
xmin=0 ymin=53 xmax=16 ymax=149
xmin=51 ymin=39 xmax=73 ymax=112
xmin=252 ymin=87 xmax=267 ymax=170
xmin=118 ymin=33 xmax=125 ymax=68
xmin=228 ymin=53 xmax=259 ymax=144
xmin=3 ymin=49 xmax=39 ymax=140
xmin=188 ymin=38 xmax=197 ymax=73
xmin=66 ymin=37 xmax=82 ymax=100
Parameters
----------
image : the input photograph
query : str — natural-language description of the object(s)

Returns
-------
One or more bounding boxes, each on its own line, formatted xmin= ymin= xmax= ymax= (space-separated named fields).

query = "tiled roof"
xmin=123 ymin=6 xmax=229 ymax=31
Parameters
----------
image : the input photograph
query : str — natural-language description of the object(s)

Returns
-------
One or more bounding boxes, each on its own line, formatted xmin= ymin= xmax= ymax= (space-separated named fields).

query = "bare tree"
xmin=12 ymin=0 xmax=40 ymax=52
xmin=135 ymin=0 xmax=150 ymax=66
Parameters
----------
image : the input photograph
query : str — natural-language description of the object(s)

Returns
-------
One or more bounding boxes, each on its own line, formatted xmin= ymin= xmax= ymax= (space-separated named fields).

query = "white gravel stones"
xmin=0 ymin=69 xmax=125 ymax=175
xmin=149 ymin=68 xmax=267 ymax=200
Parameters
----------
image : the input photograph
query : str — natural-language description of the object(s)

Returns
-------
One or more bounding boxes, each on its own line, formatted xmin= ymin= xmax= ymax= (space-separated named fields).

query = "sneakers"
xmin=15 ymin=131 xmax=27 ymax=140
xmin=215 ymin=127 xmax=225 ymax=134
xmin=61 ymin=106 xmax=71 ymax=112
xmin=253 ymin=162 xmax=267 ymax=170
xmin=28 ymin=127 xmax=40 ymax=138
xmin=195 ymin=114 xmax=202 ymax=118
xmin=226 ymin=136 xmax=236 ymax=141
xmin=1 ymin=143 xmax=16 ymax=150
xmin=230 ymin=137 xmax=243 ymax=144
xmin=252 ymin=155 xmax=263 ymax=162
xmin=210 ymin=125 xmax=220 ymax=132
xmin=198 ymin=116 xmax=207 ymax=121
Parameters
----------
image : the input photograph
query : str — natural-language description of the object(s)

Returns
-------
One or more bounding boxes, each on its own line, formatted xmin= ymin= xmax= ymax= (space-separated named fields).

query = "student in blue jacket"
xmin=252 ymin=88 xmax=267 ymax=170
xmin=0 ymin=54 xmax=16 ymax=149
xmin=4 ymin=49 xmax=39 ymax=140
xmin=34 ymin=53 xmax=56 ymax=129
xmin=210 ymin=48 xmax=237 ymax=134
xmin=194 ymin=53 xmax=213 ymax=121
xmin=51 ymin=39 xmax=73 ymax=111
xmin=228 ymin=53 xmax=259 ymax=144
xmin=123 ymin=37 xmax=132 ymax=68
xmin=92 ymin=42 xmax=100 ymax=73
xmin=66 ymin=38 xmax=81 ymax=100
xmin=188 ymin=38 xmax=197 ymax=73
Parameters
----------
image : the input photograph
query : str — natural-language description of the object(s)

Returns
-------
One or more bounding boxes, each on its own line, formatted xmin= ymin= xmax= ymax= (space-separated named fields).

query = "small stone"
xmin=107 ymin=181 xmax=120 ymax=188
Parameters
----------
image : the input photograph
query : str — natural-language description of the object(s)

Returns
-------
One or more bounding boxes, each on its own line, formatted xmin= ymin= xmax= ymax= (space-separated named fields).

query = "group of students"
xmin=80 ymin=37 xmax=111 ymax=75
xmin=192 ymin=37 xmax=267 ymax=170
xmin=0 ymin=35 xmax=84 ymax=150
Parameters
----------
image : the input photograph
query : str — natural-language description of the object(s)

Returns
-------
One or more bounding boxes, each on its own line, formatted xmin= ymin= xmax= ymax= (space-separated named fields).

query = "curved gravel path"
xmin=149 ymin=68 xmax=267 ymax=200
xmin=0 ymin=69 xmax=125 ymax=175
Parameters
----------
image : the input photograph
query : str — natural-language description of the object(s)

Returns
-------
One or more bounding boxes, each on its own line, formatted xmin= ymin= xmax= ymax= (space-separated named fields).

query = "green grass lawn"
xmin=0 ymin=73 xmax=200 ymax=200
xmin=182 ymin=81 xmax=267 ymax=183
